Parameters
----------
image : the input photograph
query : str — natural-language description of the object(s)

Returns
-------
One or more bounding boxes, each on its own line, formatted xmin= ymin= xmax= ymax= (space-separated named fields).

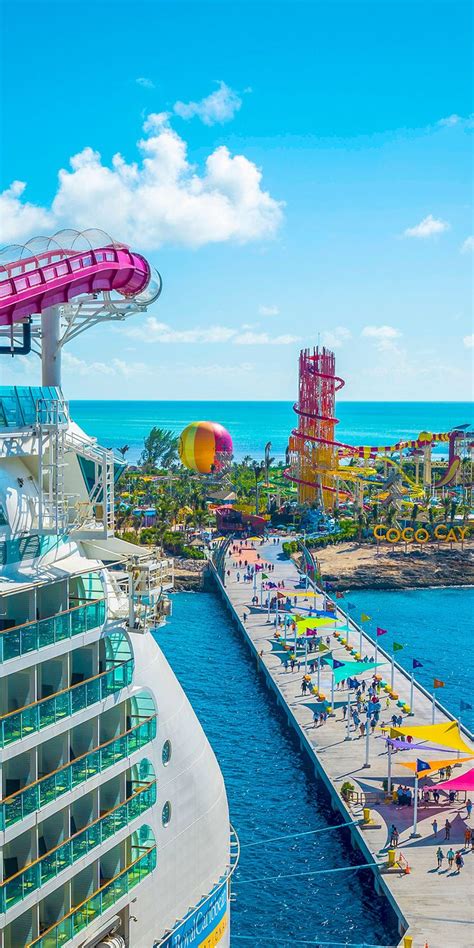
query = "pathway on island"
xmin=219 ymin=537 xmax=474 ymax=948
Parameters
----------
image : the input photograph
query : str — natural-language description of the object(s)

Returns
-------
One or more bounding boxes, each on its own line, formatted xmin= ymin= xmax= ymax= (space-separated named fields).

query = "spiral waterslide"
xmin=0 ymin=229 xmax=162 ymax=383
xmin=286 ymin=347 xmax=353 ymax=509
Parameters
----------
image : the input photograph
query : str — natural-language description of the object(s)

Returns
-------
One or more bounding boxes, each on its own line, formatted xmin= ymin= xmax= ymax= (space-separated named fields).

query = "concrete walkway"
xmin=217 ymin=537 xmax=474 ymax=948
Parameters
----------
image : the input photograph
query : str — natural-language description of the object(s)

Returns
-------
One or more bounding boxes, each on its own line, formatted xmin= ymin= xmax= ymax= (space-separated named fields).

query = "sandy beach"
xmin=302 ymin=540 xmax=474 ymax=590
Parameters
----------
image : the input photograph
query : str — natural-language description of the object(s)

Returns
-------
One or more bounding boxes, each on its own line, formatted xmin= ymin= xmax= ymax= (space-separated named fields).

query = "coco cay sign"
xmin=373 ymin=524 xmax=471 ymax=544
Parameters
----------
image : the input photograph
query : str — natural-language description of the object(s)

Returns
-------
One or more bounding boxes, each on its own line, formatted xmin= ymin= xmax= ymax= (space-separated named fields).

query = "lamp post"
xmin=363 ymin=711 xmax=371 ymax=768
xmin=411 ymin=772 xmax=421 ymax=838
xmin=345 ymin=688 xmax=352 ymax=741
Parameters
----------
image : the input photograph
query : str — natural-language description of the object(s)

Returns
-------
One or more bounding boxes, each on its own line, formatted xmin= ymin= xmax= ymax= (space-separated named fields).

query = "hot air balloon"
xmin=178 ymin=421 xmax=233 ymax=474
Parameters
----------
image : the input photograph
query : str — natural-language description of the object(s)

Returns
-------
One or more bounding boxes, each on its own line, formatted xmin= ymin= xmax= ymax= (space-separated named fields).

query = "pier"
xmin=210 ymin=536 xmax=474 ymax=948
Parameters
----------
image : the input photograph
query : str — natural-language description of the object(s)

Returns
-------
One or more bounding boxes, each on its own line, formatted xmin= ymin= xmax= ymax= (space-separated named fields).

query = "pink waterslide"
xmin=0 ymin=229 xmax=161 ymax=326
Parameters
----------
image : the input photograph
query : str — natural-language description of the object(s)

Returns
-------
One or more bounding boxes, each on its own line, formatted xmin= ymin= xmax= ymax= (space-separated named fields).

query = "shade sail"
xmin=390 ymin=721 xmax=474 ymax=756
xmin=399 ymin=758 xmax=473 ymax=777
xmin=295 ymin=617 xmax=339 ymax=636
xmin=436 ymin=767 xmax=474 ymax=792
xmin=384 ymin=738 xmax=468 ymax=753
xmin=323 ymin=658 xmax=385 ymax=684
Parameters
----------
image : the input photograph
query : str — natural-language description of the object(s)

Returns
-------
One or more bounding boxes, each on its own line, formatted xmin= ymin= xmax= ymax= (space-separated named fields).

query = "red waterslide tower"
xmin=287 ymin=346 xmax=344 ymax=511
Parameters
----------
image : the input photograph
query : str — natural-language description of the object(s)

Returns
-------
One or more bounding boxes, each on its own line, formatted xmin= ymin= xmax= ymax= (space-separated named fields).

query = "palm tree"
xmin=140 ymin=427 xmax=179 ymax=471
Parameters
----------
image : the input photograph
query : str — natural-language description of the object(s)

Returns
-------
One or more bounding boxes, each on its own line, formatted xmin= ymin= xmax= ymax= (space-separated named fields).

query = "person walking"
xmin=445 ymin=819 xmax=451 ymax=840
xmin=431 ymin=819 xmax=438 ymax=837
xmin=464 ymin=827 xmax=471 ymax=849
xmin=390 ymin=824 xmax=399 ymax=847
xmin=466 ymin=798 xmax=473 ymax=820
xmin=436 ymin=847 xmax=444 ymax=870
xmin=342 ymin=703 xmax=347 ymax=720
xmin=455 ymin=851 xmax=464 ymax=873
xmin=447 ymin=847 xmax=455 ymax=869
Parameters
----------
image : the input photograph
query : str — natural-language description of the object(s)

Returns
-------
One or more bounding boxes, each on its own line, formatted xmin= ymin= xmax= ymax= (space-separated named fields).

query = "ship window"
xmin=162 ymin=801 xmax=172 ymax=827
xmin=162 ymin=740 xmax=172 ymax=766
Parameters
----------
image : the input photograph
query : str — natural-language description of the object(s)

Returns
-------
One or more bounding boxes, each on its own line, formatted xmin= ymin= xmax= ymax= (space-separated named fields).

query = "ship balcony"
xmin=1 ymin=764 xmax=157 ymax=915
xmin=0 ymin=598 xmax=106 ymax=666
xmin=0 ymin=695 xmax=157 ymax=831
xmin=0 ymin=641 xmax=134 ymax=749
xmin=3 ymin=828 xmax=157 ymax=948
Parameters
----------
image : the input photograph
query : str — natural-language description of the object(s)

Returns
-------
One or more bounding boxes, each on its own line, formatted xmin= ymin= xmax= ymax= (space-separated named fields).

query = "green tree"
xmin=140 ymin=428 xmax=179 ymax=471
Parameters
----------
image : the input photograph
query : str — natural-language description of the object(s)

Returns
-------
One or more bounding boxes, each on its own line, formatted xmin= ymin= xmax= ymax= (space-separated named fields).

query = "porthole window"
xmin=162 ymin=739 xmax=172 ymax=766
xmin=162 ymin=801 xmax=172 ymax=827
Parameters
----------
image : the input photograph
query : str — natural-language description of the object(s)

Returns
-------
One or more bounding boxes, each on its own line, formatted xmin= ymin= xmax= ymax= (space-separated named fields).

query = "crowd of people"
xmin=226 ymin=533 xmax=474 ymax=880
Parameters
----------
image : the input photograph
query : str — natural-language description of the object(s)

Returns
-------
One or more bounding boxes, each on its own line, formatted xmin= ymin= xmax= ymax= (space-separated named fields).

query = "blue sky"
xmin=1 ymin=0 xmax=472 ymax=400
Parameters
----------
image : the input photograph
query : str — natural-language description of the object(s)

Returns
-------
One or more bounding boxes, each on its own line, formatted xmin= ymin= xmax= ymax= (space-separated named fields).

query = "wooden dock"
xmin=210 ymin=536 xmax=474 ymax=948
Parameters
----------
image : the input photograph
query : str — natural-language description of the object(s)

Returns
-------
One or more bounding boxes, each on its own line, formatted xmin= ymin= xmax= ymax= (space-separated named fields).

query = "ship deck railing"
xmin=0 ymin=714 xmax=157 ymax=830
xmin=0 ymin=658 xmax=134 ymax=748
xmin=0 ymin=598 xmax=106 ymax=665
xmin=25 ymin=845 xmax=157 ymax=947
xmin=1 ymin=780 xmax=157 ymax=914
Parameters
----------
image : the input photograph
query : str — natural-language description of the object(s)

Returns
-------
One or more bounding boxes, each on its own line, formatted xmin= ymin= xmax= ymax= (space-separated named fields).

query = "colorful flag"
xmin=336 ymin=591 xmax=344 ymax=599
xmin=434 ymin=678 xmax=445 ymax=688
xmin=393 ymin=642 xmax=404 ymax=652
xmin=416 ymin=759 xmax=431 ymax=774
xmin=261 ymin=573 xmax=268 ymax=579
xmin=461 ymin=700 xmax=473 ymax=711
xmin=332 ymin=659 xmax=345 ymax=669
xmin=361 ymin=613 xmax=371 ymax=622
xmin=376 ymin=627 xmax=388 ymax=637
xmin=346 ymin=602 xmax=356 ymax=611
xmin=412 ymin=659 xmax=423 ymax=669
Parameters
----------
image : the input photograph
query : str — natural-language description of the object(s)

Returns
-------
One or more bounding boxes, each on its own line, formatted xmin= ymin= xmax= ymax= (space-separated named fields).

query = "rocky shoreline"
xmin=307 ymin=541 xmax=474 ymax=591
xmin=173 ymin=559 xmax=209 ymax=591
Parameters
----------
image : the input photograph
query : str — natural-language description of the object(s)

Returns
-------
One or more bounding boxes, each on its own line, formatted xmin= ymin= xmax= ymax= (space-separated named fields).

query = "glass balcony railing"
xmin=2 ymin=781 xmax=157 ymax=914
xmin=27 ymin=846 xmax=157 ymax=948
xmin=0 ymin=598 xmax=106 ymax=663
xmin=0 ymin=659 xmax=133 ymax=748
xmin=0 ymin=715 xmax=156 ymax=831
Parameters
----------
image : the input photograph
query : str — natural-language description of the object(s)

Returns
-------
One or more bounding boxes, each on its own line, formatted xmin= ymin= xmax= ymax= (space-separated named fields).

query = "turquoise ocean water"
xmin=70 ymin=400 xmax=472 ymax=463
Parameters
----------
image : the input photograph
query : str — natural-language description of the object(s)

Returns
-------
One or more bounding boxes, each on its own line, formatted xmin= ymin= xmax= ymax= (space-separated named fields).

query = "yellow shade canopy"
xmin=390 ymin=721 xmax=474 ymax=756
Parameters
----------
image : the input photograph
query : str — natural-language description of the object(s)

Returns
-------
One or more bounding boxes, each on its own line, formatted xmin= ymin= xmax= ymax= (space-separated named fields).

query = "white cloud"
xmin=173 ymin=81 xmax=242 ymax=126
xmin=438 ymin=114 xmax=462 ymax=127
xmin=361 ymin=325 xmax=402 ymax=353
xmin=437 ymin=113 xmax=473 ymax=129
xmin=463 ymin=334 xmax=474 ymax=349
xmin=321 ymin=326 xmax=352 ymax=349
xmin=136 ymin=77 xmax=155 ymax=89
xmin=127 ymin=316 xmax=299 ymax=346
xmin=0 ymin=117 xmax=283 ymax=248
xmin=127 ymin=319 xmax=236 ymax=344
xmin=63 ymin=352 xmax=149 ymax=378
xmin=403 ymin=214 xmax=449 ymax=239
xmin=0 ymin=181 xmax=55 ymax=243
xmin=258 ymin=305 xmax=279 ymax=317
xmin=461 ymin=236 xmax=474 ymax=254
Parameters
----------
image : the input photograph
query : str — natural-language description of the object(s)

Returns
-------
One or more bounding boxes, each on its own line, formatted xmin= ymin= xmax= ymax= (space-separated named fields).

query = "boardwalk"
xmin=214 ymin=537 xmax=474 ymax=948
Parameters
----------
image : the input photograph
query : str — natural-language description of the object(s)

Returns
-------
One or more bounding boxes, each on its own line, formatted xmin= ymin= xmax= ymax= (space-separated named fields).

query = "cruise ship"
xmin=0 ymin=231 xmax=236 ymax=948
